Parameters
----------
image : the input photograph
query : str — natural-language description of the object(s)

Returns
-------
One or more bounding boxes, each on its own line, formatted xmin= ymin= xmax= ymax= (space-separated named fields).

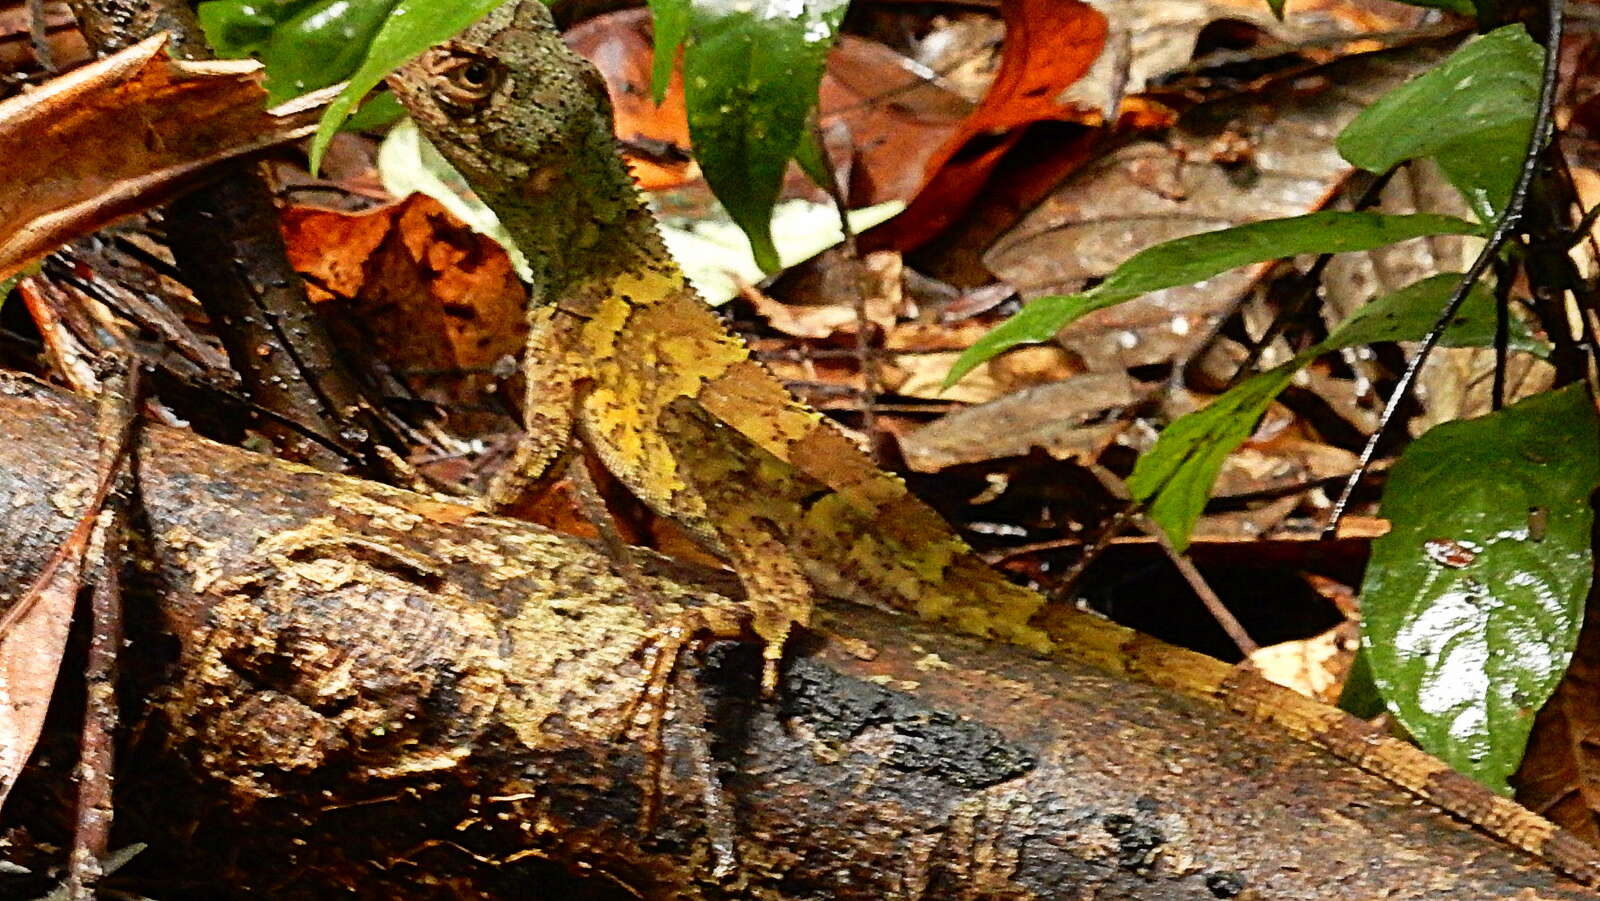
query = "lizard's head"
xmin=387 ymin=0 xmax=615 ymax=194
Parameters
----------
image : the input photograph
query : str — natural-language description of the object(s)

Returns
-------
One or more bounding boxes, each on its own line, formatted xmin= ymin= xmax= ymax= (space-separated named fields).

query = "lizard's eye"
xmin=422 ymin=49 xmax=504 ymax=110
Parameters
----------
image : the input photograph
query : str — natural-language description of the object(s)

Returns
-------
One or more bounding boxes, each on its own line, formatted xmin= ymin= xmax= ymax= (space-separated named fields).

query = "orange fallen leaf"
xmin=281 ymin=193 xmax=527 ymax=436
xmin=866 ymin=0 xmax=1107 ymax=251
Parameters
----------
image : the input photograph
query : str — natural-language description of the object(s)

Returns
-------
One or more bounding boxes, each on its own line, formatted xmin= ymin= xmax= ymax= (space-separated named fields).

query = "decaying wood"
xmin=1 ymin=372 xmax=1596 ymax=900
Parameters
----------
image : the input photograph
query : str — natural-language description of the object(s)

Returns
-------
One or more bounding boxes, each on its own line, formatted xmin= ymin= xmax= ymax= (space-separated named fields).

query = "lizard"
xmin=386 ymin=0 xmax=1053 ymax=693
xmin=384 ymin=0 xmax=1600 ymax=886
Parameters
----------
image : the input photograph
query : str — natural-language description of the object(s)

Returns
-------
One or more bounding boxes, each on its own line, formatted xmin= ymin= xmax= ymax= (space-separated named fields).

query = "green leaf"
xmin=1393 ymin=0 xmax=1475 ymax=13
xmin=1093 ymin=212 xmax=1484 ymax=299
xmin=678 ymin=0 xmax=848 ymax=273
xmin=1337 ymin=24 xmax=1540 ymax=219
xmin=264 ymin=0 xmax=401 ymax=104
xmin=1128 ymin=272 xmax=1545 ymax=550
xmin=1363 ymin=384 xmax=1599 ymax=793
xmin=1127 ymin=365 xmax=1298 ymax=551
xmin=647 ymin=0 xmax=689 ymax=103
xmin=1432 ymin=119 xmax=1532 ymax=224
xmin=945 ymin=211 xmax=1483 ymax=386
xmin=342 ymin=89 xmax=405 ymax=132
xmin=1320 ymin=272 xmax=1544 ymax=357
xmin=197 ymin=0 xmax=322 ymax=58
xmin=792 ymin=120 xmax=833 ymax=193
xmin=308 ymin=0 xmax=511 ymax=174
xmin=1264 ymin=0 xmax=1285 ymax=19
xmin=1337 ymin=648 xmax=1387 ymax=719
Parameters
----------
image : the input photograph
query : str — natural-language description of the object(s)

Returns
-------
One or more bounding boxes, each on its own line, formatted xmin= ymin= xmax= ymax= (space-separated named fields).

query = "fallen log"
xmin=0 ymin=372 xmax=1594 ymax=899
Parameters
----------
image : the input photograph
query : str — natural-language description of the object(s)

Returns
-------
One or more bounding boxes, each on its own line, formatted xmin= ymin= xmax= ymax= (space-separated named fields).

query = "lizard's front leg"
xmin=486 ymin=305 xmax=588 ymax=510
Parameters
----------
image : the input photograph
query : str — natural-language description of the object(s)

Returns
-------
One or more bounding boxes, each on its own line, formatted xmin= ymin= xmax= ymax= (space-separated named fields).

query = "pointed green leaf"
xmin=308 ymin=0 xmax=511 ymax=174
xmin=1362 ymin=384 xmax=1599 ymax=793
xmin=1127 ymin=365 xmax=1298 ymax=551
xmin=944 ymin=291 xmax=1123 ymax=387
xmin=1129 ymin=272 xmax=1544 ymax=550
xmin=1321 ymin=272 xmax=1543 ymax=357
xmin=647 ymin=0 xmax=690 ymax=103
xmin=1337 ymin=25 xmax=1540 ymax=219
xmin=679 ymin=0 xmax=847 ymax=273
xmin=946 ymin=211 xmax=1483 ymax=386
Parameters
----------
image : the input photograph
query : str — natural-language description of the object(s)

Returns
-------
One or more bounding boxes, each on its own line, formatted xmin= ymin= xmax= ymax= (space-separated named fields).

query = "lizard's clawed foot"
xmin=619 ymin=606 xmax=753 ymax=880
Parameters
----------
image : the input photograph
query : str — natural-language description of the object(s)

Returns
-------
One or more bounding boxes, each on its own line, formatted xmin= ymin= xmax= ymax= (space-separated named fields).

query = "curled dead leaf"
xmin=0 ymin=34 xmax=329 ymax=281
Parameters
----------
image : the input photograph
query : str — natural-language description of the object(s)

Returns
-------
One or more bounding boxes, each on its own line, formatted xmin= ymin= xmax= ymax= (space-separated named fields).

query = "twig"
xmin=64 ymin=359 xmax=141 ymax=901
xmin=810 ymin=121 xmax=882 ymax=455
xmin=1492 ymin=257 xmax=1513 ymax=411
xmin=26 ymin=0 xmax=54 ymax=71
xmin=1324 ymin=1 xmax=1566 ymax=536
xmin=1085 ymin=465 xmax=1257 ymax=657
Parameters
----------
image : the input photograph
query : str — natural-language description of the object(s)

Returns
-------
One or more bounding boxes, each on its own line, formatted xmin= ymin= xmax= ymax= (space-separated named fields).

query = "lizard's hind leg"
xmin=657 ymin=397 xmax=819 ymax=695
xmin=620 ymin=606 xmax=751 ymax=881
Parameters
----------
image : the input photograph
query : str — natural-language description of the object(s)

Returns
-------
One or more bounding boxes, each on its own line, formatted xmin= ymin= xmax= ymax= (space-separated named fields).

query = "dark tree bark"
xmin=1 ymin=372 xmax=1595 ymax=899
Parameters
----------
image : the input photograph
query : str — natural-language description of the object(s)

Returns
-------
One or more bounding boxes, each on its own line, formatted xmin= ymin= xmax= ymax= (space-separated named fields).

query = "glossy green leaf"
xmin=197 ymin=0 xmax=322 ymax=58
xmin=309 ymin=0 xmax=510 ymax=174
xmin=945 ymin=211 xmax=1483 ymax=386
xmin=675 ymin=0 xmax=848 ymax=273
xmin=264 ymin=0 xmax=401 ymax=104
xmin=1362 ymin=384 xmax=1599 ymax=794
xmin=1337 ymin=25 xmax=1540 ymax=219
xmin=1128 ymin=273 xmax=1544 ymax=550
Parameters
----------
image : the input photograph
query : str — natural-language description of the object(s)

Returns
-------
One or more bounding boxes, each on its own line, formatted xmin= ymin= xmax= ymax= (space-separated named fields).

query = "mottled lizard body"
xmin=388 ymin=1 xmax=1051 ymax=684
xmin=386 ymin=1 xmax=1600 ymax=885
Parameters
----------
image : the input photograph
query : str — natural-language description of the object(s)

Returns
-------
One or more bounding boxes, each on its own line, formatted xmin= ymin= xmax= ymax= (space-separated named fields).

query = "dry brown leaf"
xmin=984 ymin=43 xmax=1448 ymax=371
xmin=1249 ymin=619 xmax=1359 ymax=703
xmin=0 ymin=34 xmax=328 ymax=281
xmin=281 ymin=193 xmax=528 ymax=435
xmin=1068 ymin=0 xmax=1432 ymax=116
xmin=1517 ymin=606 xmax=1600 ymax=848
xmin=0 ymin=517 xmax=92 ymax=810
xmin=899 ymin=374 xmax=1141 ymax=471
xmin=749 ymin=250 xmax=906 ymax=339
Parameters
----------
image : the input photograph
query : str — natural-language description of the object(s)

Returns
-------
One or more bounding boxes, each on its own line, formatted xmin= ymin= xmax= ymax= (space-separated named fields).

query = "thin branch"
xmin=63 ymin=359 xmax=140 ymax=901
xmin=1324 ymin=2 xmax=1566 ymax=535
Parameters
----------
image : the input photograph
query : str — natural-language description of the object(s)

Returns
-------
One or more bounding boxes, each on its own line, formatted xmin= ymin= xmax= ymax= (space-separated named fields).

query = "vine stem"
xmin=1323 ymin=1 xmax=1566 ymax=536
